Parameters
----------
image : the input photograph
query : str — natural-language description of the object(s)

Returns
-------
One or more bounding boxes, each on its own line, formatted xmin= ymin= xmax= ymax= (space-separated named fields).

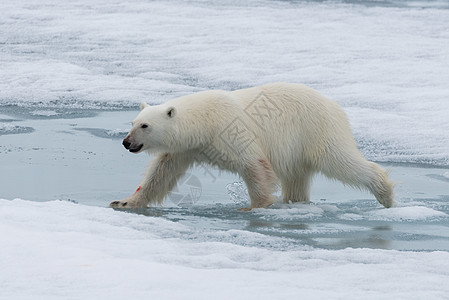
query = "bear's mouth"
xmin=129 ymin=144 xmax=143 ymax=153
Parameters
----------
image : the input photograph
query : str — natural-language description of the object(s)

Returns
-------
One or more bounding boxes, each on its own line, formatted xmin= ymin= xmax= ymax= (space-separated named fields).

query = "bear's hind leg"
xmin=322 ymin=151 xmax=394 ymax=208
xmin=281 ymin=170 xmax=313 ymax=204
xmin=240 ymin=158 xmax=279 ymax=211
xmin=364 ymin=162 xmax=394 ymax=208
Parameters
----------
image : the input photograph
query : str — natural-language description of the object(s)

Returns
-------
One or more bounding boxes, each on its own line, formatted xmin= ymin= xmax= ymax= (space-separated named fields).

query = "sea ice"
xmin=1 ymin=198 xmax=449 ymax=299
xmin=1 ymin=0 xmax=448 ymax=165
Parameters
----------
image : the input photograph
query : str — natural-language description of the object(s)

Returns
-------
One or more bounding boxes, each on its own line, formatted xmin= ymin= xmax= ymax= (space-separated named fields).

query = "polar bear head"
xmin=122 ymin=102 xmax=177 ymax=154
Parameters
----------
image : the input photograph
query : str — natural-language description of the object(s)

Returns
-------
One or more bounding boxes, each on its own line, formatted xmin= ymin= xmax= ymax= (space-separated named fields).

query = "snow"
xmin=254 ymin=203 xmax=334 ymax=220
xmin=253 ymin=203 xmax=447 ymax=222
xmin=1 ymin=198 xmax=449 ymax=299
xmin=367 ymin=206 xmax=448 ymax=221
xmin=0 ymin=122 xmax=34 ymax=135
xmin=30 ymin=110 xmax=60 ymax=117
xmin=341 ymin=206 xmax=448 ymax=221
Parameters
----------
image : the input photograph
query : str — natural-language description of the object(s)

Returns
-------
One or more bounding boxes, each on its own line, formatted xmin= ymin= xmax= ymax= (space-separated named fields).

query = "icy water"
xmin=1 ymin=109 xmax=448 ymax=252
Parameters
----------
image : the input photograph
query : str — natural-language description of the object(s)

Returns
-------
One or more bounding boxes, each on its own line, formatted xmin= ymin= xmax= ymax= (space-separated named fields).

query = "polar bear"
xmin=110 ymin=83 xmax=394 ymax=210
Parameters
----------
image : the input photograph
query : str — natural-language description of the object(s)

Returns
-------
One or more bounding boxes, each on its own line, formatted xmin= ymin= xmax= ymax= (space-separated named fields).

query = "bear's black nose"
xmin=123 ymin=139 xmax=131 ymax=149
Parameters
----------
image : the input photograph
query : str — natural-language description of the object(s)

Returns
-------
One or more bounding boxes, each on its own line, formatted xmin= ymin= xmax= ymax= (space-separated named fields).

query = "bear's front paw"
xmin=109 ymin=200 xmax=144 ymax=209
xmin=109 ymin=200 xmax=129 ymax=208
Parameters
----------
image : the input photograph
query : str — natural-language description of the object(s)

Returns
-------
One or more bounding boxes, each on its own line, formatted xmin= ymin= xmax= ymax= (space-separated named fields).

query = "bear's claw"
xmin=109 ymin=200 xmax=128 ymax=208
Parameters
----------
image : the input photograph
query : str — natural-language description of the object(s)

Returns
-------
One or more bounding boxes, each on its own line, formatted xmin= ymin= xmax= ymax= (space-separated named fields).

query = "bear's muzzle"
xmin=123 ymin=136 xmax=143 ymax=153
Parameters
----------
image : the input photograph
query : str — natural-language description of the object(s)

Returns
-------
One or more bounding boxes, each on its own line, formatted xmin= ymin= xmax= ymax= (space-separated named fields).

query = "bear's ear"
xmin=166 ymin=106 xmax=176 ymax=118
xmin=140 ymin=102 xmax=150 ymax=111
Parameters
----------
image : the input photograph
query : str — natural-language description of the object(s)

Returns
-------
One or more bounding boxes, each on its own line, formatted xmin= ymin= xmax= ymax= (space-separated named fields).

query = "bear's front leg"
xmin=239 ymin=158 xmax=279 ymax=211
xmin=110 ymin=185 xmax=147 ymax=208
xmin=110 ymin=153 xmax=192 ymax=209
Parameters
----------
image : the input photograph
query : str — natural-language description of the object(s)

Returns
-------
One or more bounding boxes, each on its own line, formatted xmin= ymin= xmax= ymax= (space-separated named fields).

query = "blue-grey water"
xmin=1 ymin=109 xmax=448 ymax=251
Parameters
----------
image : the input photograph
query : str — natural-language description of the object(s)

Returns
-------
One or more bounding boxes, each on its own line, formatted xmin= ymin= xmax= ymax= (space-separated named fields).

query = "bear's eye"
xmin=141 ymin=124 xmax=148 ymax=129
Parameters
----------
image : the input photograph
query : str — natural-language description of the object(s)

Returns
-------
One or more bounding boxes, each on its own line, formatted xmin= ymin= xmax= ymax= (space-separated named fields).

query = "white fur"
xmin=110 ymin=83 xmax=394 ymax=210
